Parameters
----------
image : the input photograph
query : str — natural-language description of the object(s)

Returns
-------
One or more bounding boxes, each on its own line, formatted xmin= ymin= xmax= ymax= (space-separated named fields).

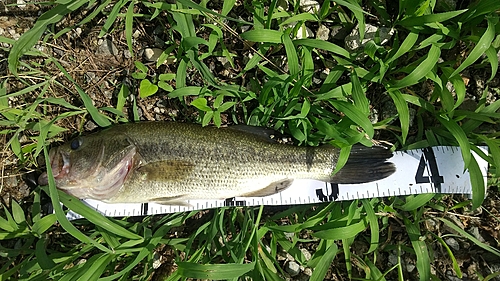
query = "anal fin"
xmin=150 ymin=195 xmax=191 ymax=206
xmin=242 ymin=179 xmax=294 ymax=197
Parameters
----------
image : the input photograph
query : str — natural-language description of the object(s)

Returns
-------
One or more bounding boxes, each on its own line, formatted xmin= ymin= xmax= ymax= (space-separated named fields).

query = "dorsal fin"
xmin=227 ymin=125 xmax=279 ymax=143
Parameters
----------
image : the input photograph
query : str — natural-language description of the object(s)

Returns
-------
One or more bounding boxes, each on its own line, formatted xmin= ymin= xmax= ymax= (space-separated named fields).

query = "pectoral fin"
xmin=137 ymin=160 xmax=195 ymax=182
xmin=242 ymin=179 xmax=294 ymax=197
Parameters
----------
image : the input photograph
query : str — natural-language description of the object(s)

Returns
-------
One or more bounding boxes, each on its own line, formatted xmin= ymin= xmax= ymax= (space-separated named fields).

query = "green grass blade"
xmin=361 ymin=199 xmax=379 ymax=254
xmin=450 ymin=16 xmax=497 ymax=78
xmin=346 ymin=0 xmax=365 ymax=41
xmin=280 ymin=13 xmax=319 ymax=27
xmin=403 ymin=217 xmax=430 ymax=281
xmin=309 ymin=242 xmax=338 ymax=281
xmin=282 ymin=30 xmax=300 ymax=77
xmin=437 ymin=116 xmax=471 ymax=169
xmin=432 ymin=234 xmax=462 ymax=278
xmin=31 ymin=214 xmax=56 ymax=236
xmin=387 ymin=89 xmax=410 ymax=144
xmin=386 ymin=32 xmax=418 ymax=64
xmin=99 ymin=0 xmax=130 ymax=36
xmin=35 ymin=238 xmax=56 ymax=269
xmin=221 ymin=0 xmax=236 ymax=16
xmin=171 ymin=3 xmax=196 ymax=38
xmin=351 ymin=71 xmax=369 ymax=115
xmin=329 ymin=100 xmax=375 ymax=139
xmin=56 ymin=191 xmax=142 ymax=240
xmin=438 ymin=218 xmax=500 ymax=256
xmin=176 ymin=58 xmax=188 ymax=88
xmin=125 ymin=0 xmax=135 ymax=57
xmin=240 ymin=30 xmax=283 ymax=43
xmin=485 ymin=45 xmax=498 ymax=82
xmin=177 ymin=262 xmax=255 ymax=279
xmin=10 ymin=200 xmax=25 ymax=224
xmin=168 ymin=86 xmax=203 ymax=98
xmin=398 ymin=9 xmax=467 ymax=26
xmin=460 ymin=0 xmax=500 ymax=22
xmin=79 ymin=253 xmax=114 ymax=280
xmin=294 ymin=39 xmax=350 ymax=57
xmin=399 ymin=193 xmax=435 ymax=211
xmin=468 ymin=155 xmax=486 ymax=209
xmin=390 ymin=44 xmax=440 ymax=89
xmin=314 ymin=219 xmax=367 ymax=240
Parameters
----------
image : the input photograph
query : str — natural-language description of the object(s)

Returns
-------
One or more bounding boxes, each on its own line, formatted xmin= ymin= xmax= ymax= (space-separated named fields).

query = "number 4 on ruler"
xmin=415 ymin=148 xmax=444 ymax=192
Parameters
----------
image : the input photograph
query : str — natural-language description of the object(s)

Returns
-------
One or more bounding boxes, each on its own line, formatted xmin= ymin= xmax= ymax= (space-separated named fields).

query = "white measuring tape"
xmin=66 ymin=146 xmax=489 ymax=220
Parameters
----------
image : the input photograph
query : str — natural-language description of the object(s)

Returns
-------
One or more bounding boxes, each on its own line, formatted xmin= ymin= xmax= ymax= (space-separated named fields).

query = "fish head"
xmin=38 ymin=132 xmax=137 ymax=200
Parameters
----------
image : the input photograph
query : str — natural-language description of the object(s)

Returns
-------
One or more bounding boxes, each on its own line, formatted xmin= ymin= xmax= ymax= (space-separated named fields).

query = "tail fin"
xmin=330 ymin=145 xmax=395 ymax=184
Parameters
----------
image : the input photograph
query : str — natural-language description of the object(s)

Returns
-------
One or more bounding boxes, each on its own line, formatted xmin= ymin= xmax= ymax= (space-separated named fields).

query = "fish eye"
xmin=71 ymin=138 xmax=82 ymax=150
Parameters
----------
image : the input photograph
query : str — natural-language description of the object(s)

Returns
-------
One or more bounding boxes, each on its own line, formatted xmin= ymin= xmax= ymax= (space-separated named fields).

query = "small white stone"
xmin=406 ymin=263 xmax=416 ymax=272
xmin=303 ymin=267 xmax=312 ymax=276
xmin=388 ymin=253 xmax=398 ymax=265
xmin=285 ymin=261 xmax=301 ymax=276
xmin=300 ymin=248 xmax=312 ymax=261
xmin=17 ymin=0 xmax=27 ymax=9
xmin=144 ymin=48 xmax=163 ymax=62
xmin=132 ymin=30 xmax=141 ymax=38
xmin=316 ymin=24 xmax=329 ymax=41
xmin=123 ymin=50 xmax=132 ymax=59
xmin=345 ymin=23 xmax=394 ymax=51
xmin=299 ymin=0 xmax=320 ymax=14
xmin=444 ymin=237 xmax=460 ymax=251
xmin=152 ymin=252 xmax=162 ymax=269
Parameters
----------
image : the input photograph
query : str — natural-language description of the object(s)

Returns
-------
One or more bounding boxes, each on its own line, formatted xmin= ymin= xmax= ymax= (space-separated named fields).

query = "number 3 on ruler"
xmin=415 ymin=148 xmax=444 ymax=192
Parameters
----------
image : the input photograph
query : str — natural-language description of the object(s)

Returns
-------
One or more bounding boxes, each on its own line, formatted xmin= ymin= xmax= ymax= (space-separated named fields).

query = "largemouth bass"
xmin=38 ymin=122 xmax=395 ymax=204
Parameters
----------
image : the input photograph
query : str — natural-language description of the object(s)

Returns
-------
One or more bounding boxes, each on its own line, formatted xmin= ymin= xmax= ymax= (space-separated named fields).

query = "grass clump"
xmin=1 ymin=0 xmax=500 ymax=280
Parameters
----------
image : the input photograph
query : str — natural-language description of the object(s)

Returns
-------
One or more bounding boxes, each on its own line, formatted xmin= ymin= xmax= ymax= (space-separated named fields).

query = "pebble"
xmin=123 ymin=50 xmax=132 ymax=59
xmin=144 ymin=47 xmax=163 ymax=62
xmin=406 ymin=263 xmax=416 ymax=273
xmin=152 ymin=251 xmax=162 ymax=269
xmin=285 ymin=261 xmax=301 ymax=276
xmin=85 ymin=72 xmax=96 ymax=83
xmin=84 ymin=121 xmax=98 ymax=131
xmin=425 ymin=218 xmax=439 ymax=232
xmin=216 ymin=56 xmax=230 ymax=68
xmin=96 ymin=38 xmax=119 ymax=56
xmin=300 ymin=248 xmax=311 ymax=261
xmin=345 ymin=23 xmax=394 ymax=51
xmin=467 ymin=226 xmax=486 ymax=243
xmin=444 ymin=237 xmax=460 ymax=251
xmin=316 ymin=24 xmax=329 ymax=41
xmin=388 ymin=253 xmax=398 ymax=265
xmin=299 ymin=0 xmax=320 ymax=14
xmin=303 ymin=267 xmax=312 ymax=276
xmin=295 ymin=24 xmax=314 ymax=39
xmin=17 ymin=0 xmax=27 ymax=9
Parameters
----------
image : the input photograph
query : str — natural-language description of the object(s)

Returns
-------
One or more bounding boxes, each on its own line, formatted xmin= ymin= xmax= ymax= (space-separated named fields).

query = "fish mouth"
xmin=38 ymin=148 xmax=70 ymax=186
